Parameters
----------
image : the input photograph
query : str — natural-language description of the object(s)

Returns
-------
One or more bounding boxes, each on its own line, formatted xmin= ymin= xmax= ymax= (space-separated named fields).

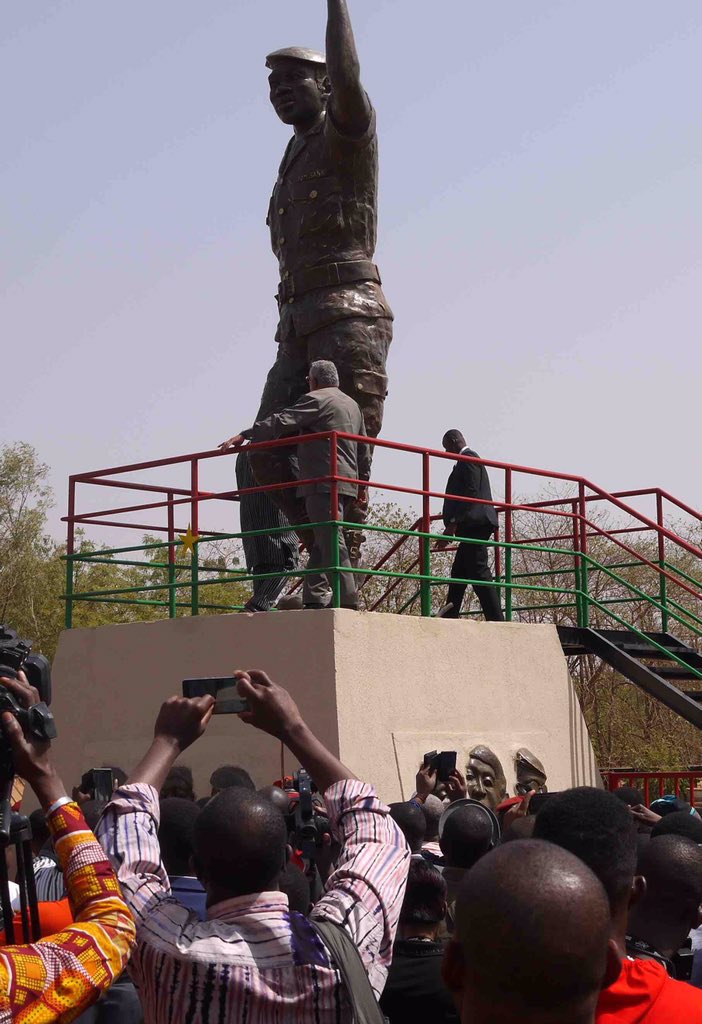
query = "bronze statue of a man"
xmin=465 ymin=746 xmax=508 ymax=811
xmin=246 ymin=0 xmax=393 ymax=532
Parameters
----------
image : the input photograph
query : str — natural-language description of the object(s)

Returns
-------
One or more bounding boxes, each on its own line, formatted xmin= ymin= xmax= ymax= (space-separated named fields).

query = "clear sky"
xmin=3 ymin=1 xmax=701 ymax=543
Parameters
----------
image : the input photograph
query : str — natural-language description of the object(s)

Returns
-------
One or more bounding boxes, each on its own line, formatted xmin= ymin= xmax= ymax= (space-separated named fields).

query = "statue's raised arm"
xmin=325 ymin=0 xmax=373 ymax=136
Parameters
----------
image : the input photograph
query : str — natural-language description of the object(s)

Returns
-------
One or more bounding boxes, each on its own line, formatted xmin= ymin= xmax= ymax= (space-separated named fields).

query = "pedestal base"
xmin=51 ymin=611 xmax=599 ymax=801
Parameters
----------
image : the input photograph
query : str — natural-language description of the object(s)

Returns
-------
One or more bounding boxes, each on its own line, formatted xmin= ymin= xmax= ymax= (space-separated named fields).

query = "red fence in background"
xmin=603 ymin=769 xmax=702 ymax=807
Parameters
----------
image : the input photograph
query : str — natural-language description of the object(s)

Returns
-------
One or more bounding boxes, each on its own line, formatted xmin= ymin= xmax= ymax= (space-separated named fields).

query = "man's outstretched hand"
xmin=154 ymin=695 xmax=216 ymax=753
xmin=235 ymin=669 xmax=356 ymax=792
xmin=235 ymin=670 xmax=304 ymax=741
xmin=128 ymin=694 xmax=216 ymax=791
xmin=446 ymin=768 xmax=468 ymax=803
xmin=219 ymin=434 xmax=246 ymax=452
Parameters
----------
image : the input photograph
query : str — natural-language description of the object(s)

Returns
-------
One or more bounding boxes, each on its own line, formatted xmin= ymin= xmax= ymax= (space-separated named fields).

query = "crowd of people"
xmin=3 ymin=665 xmax=702 ymax=1023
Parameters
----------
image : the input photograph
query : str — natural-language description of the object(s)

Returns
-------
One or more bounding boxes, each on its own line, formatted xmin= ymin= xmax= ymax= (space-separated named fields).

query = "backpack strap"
xmin=309 ymin=917 xmax=387 ymax=1024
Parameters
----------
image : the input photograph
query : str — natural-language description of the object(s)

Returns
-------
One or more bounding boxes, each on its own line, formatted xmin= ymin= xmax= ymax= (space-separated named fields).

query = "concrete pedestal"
xmin=50 ymin=611 xmax=599 ymax=801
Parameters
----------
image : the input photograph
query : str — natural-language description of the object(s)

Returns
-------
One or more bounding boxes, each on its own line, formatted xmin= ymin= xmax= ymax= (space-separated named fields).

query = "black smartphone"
xmin=423 ymin=750 xmax=457 ymax=783
xmin=182 ymin=677 xmax=249 ymax=715
xmin=434 ymin=751 xmax=457 ymax=783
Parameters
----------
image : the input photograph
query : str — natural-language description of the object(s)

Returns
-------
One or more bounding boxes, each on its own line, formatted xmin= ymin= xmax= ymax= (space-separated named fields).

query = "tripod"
xmin=0 ymin=807 xmax=41 ymax=944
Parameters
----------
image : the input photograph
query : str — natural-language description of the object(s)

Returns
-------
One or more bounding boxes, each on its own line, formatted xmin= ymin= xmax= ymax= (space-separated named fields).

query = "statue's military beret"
xmin=266 ymin=47 xmax=326 ymax=69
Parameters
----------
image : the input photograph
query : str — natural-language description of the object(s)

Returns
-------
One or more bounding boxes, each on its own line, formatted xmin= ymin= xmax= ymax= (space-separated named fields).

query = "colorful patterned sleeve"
xmin=310 ymin=780 xmax=410 ymax=998
xmin=0 ymin=801 xmax=136 ymax=1023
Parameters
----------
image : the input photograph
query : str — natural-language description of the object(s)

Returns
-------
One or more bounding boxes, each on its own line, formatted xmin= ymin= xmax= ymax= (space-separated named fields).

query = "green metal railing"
xmin=63 ymin=517 xmax=702 ymax=670
xmin=62 ymin=434 xmax=702 ymax=656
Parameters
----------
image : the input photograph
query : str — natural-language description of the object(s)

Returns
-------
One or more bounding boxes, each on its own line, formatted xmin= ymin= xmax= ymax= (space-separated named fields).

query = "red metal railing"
xmin=62 ymin=432 xmax=702 ymax=636
xmin=603 ymin=769 xmax=702 ymax=808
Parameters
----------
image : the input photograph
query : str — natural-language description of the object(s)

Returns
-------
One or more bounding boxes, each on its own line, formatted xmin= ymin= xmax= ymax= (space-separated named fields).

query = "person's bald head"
xmin=629 ymin=834 xmax=702 ymax=948
xmin=421 ymin=794 xmax=444 ymax=841
xmin=258 ymin=784 xmax=291 ymax=817
xmin=440 ymin=803 xmax=495 ymax=869
xmin=442 ymin=429 xmax=467 ymax=454
xmin=194 ymin=787 xmax=287 ymax=904
xmin=443 ymin=840 xmax=619 ymax=1023
xmin=389 ymin=801 xmax=426 ymax=854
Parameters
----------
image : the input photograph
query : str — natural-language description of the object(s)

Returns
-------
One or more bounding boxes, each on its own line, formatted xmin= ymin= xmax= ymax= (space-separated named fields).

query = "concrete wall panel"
xmin=49 ymin=611 xmax=598 ymax=803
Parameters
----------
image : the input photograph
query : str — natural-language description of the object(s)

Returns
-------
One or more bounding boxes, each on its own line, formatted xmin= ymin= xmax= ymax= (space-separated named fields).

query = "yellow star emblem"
xmin=179 ymin=523 xmax=199 ymax=557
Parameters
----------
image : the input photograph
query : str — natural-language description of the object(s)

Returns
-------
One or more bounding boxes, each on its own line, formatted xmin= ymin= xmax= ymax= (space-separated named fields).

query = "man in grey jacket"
xmin=221 ymin=360 xmax=369 ymax=608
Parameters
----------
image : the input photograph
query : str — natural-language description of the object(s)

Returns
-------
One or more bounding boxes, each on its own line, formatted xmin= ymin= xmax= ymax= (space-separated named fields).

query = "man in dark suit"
xmin=436 ymin=429 xmax=504 ymax=622
xmin=221 ymin=360 xmax=369 ymax=609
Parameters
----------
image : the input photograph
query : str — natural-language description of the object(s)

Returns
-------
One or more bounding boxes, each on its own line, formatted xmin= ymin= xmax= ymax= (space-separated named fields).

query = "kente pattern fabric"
xmin=97 ymin=779 xmax=409 ymax=1023
xmin=0 ymin=801 xmax=135 ymax=1023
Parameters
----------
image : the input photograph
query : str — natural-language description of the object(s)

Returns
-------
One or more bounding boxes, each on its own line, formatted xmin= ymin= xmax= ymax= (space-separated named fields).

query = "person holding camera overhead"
xmin=96 ymin=669 xmax=409 ymax=1024
xmin=0 ymin=670 xmax=135 ymax=1022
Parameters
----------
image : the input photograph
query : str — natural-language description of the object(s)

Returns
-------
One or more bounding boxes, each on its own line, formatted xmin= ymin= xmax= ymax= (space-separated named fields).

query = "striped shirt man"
xmin=97 ymin=778 xmax=409 ymax=1023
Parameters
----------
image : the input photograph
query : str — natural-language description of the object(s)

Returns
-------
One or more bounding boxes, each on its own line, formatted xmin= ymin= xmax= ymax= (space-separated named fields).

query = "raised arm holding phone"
xmin=97 ymin=668 xmax=409 ymax=1024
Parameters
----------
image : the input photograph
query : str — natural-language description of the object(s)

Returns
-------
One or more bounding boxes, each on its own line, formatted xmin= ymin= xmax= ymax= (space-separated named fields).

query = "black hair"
xmin=194 ymin=787 xmax=287 ymax=897
xmin=533 ymin=786 xmax=637 ymax=912
xmin=650 ymin=797 xmax=694 ymax=818
xmin=80 ymin=800 xmax=103 ymax=833
xmin=400 ymin=859 xmax=447 ymax=925
xmin=210 ymin=765 xmax=256 ymax=793
xmin=635 ymin=834 xmax=702 ymax=921
xmin=389 ymin=801 xmax=426 ymax=854
xmin=651 ymin=811 xmax=702 ymax=844
xmin=28 ymin=808 xmax=50 ymax=849
xmin=613 ymin=786 xmax=645 ymax=808
xmin=279 ymin=863 xmax=311 ymax=915
xmin=161 ymin=765 xmax=196 ymax=801
xmin=440 ymin=804 xmax=494 ymax=869
xmin=159 ymin=798 xmax=202 ymax=876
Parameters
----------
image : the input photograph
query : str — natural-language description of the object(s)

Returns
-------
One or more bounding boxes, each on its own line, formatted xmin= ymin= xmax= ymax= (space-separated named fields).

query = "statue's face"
xmin=268 ymin=61 xmax=326 ymax=127
xmin=515 ymin=772 xmax=547 ymax=797
xmin=465 ymin=757 xmax=505 ymax=810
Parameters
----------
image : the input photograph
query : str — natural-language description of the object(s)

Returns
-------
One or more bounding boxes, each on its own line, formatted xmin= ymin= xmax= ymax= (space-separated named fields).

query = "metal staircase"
xmin=558 ymin=627 xmax=702 ymax=729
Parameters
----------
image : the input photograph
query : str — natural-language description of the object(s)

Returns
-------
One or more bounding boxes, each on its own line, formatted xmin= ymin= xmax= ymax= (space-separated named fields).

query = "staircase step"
xmin=655 ymin=666 xmax=701 ymax=681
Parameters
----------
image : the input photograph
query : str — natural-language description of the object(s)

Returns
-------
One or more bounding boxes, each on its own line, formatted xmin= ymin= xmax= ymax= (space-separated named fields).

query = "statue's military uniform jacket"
xmin=267 ymin=103 xmax=393 ymax=343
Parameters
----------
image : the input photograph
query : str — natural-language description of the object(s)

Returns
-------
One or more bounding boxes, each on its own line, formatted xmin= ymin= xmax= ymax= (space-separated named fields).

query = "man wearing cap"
xmin=231 ymin=1 xmax=393 ymax=547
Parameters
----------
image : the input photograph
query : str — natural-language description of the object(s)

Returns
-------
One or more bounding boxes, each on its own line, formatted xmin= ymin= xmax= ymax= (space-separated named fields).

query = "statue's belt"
xmin=278 ymin=260 xmax=381 ymax=303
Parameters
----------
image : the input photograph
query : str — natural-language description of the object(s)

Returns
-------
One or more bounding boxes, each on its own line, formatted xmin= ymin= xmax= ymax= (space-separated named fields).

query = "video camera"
xmin=285 ymin=770 xmax=332 ymax=862
xmin=0 ymin=627 xmax=55 ymax=943
xmin=0 ymin=626 xmax=56 ymax=844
